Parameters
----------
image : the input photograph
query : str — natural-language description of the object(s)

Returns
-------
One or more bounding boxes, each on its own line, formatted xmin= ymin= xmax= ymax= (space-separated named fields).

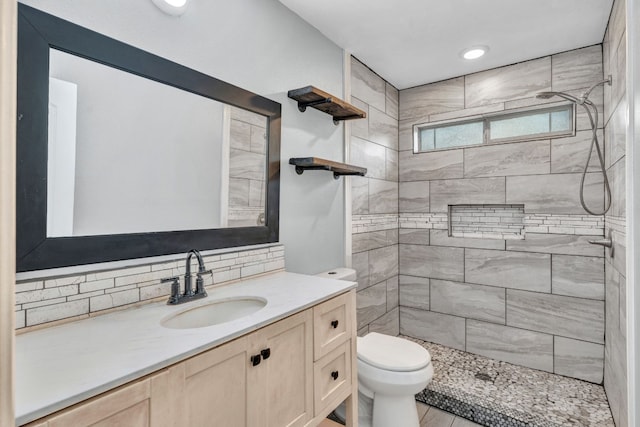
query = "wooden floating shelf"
xmin=287 ymin=86 xmax=367 ymax=125
xmin=289 ymin=157 xmax=367 ymax=179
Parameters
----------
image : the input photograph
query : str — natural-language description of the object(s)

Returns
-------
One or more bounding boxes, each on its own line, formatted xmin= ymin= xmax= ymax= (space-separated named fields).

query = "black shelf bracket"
xmin=297 ymin=97 xmax=332 ymax=113
xmin=290 ymin=157 xmax=367 ymax=180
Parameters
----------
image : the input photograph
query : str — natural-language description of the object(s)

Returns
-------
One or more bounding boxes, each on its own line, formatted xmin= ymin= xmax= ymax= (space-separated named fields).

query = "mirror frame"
xmin=16 ymin=4 xmax=281 ymax=272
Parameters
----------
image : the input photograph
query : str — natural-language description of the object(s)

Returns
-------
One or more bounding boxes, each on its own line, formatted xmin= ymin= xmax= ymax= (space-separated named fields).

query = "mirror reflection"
xmin=46 ymin=49 xmax=267 ymax=237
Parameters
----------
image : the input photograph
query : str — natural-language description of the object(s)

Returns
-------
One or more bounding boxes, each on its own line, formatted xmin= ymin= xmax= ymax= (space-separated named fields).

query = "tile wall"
xmin=228 ymin=106 xmax=267 ymax=227
xmin=602 ymin=0 xmax=628 ymax=424
xmin=349 ymin=57 xmax=401 ymax=336
xmin=15 ymin=245 xmax=285 ymax=329
xmin=397 ymin=45 xmax=609 ymax=384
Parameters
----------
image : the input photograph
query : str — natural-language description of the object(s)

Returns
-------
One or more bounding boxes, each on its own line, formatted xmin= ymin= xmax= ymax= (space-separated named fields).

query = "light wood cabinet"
xmin=183 ymin=336 xmax=250 ymax=427
xmin=247 ymin=309 xmax=313 ymax=427
xmin=25 ymin=369 xmax=173 ymax=427
xmin=24 ymin=290 xmax=357 ymax=427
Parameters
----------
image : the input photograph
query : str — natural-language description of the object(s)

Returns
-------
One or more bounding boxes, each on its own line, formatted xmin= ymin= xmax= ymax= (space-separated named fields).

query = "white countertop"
xmin=15 ymin=271 xmax=356 ymax=426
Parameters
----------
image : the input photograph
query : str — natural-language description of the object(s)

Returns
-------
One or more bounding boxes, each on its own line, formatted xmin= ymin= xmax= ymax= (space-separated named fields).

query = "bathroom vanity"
xmin=16 ymin=272 xmax=358 ymax=427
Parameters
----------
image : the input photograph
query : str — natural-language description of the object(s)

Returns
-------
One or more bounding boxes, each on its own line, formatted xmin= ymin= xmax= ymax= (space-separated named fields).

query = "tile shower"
xmin=350 ymin=0 xmax=628 ymax=424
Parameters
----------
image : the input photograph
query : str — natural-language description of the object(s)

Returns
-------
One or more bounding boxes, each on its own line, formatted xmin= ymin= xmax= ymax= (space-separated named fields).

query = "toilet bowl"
xmin=317 ymin=269 xmax=433 ymax=427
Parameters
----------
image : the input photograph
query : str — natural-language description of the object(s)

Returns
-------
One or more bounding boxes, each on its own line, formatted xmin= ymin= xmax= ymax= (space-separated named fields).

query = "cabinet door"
xmin=248 ymin=310 xmax=313 ymax=427
xmin=182 ymin=335 xmax=250 ymax=427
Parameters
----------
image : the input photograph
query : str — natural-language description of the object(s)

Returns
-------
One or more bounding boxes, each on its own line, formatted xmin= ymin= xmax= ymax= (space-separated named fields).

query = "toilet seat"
xmin=357 ymin=332 xmax=431 ymax=372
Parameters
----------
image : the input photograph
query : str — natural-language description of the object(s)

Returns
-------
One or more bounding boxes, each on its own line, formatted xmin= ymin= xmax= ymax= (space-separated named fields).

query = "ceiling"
xmin=278 ymin=0 xmax=614 ymax=89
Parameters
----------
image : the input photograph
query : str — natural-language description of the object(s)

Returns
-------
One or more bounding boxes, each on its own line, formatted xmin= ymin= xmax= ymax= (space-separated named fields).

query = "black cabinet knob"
xmin=331 ymin=370 xmax=339 ymax=380
xmin=250 ymin=354 xmax=261 ymax=366
xmin=331 ymin=320 xmax=339 ymax=329
xmin=261 ymin=348 xmax=271 ymax=360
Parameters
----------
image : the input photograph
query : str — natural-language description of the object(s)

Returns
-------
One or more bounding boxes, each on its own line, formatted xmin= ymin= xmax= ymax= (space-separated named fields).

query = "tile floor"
xmin=417 ymin=401 xmax=483 ymax=427
xmin=407 ymin=336 xmax=614 ymax=427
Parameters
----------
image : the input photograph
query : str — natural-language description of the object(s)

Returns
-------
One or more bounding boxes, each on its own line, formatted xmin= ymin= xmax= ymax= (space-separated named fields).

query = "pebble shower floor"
xmin=407 ymin=336 xmax=614 ymax=427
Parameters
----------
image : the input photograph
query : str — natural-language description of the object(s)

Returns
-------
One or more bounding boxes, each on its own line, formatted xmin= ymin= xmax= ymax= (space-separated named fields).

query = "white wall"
xmin=20 ymin=0 xmax=346 ymax=273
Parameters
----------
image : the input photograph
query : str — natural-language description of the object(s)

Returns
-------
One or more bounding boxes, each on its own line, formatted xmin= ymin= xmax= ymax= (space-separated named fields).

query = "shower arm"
xmin=580 ymin=75 xmax=612 ymax=102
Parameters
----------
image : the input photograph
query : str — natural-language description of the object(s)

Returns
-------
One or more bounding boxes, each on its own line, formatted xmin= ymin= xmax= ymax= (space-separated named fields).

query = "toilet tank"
xmin=316 ymin=267 xmax=357 ymax=282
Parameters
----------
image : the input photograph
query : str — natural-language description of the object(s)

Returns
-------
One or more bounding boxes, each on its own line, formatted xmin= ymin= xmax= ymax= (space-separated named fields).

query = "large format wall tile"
xmin=608 ymin=157 xmax=626 ymax=218
xmin=369 ymin=106 xmax=399 ymax=150
xmin=399 ymin=118 xmax=418 ymax=151
xmin=399 ymin=77 xmax=464 ymax=120
xmin=430 ymin=279 xmax=505 ymax=324
xmin=386 ymin=82 xmax=399 ymax=120
xmin=386 ymin=148 xmax=399 ymax=182
xmin=369 ymin=179 xmax=398 ymax=214
xmin=506 ymin=173 xmax=604 ymax=214
xmin=466 ymin=320 xmax=554 ymax=372
xmin=605 ymin=96 xmax=627 ymax=169
xmin=430 ymin=177 xmax=506 ymax=212
xmin=551 ymin=130 xmax=604 ymax=173
xmin=400 ymin=244 xmax=464 ymax=281
xmin=463 ymin=140 xmax=550 ymax=178
xmin=369 ymin=307 xmax=399 ymax=336
xmin=399 ymin=149 xmax=464 ymax=181
xmin=465 ymin=57 xmax=551 ymax=107
xmin=351 ymin=177 xmax=369 ymax=214
xmin=429 ymin=103 xmax=504 ymax=122
xmin=552 ymin=255 xmax=604 ymax=300
xmin=399 ymin=229 xmax=430 ymax=245
xmin=554 ymin=336 xmax=604 ymax=383
xmin=506 ymin=233 xmax=604 ymax=257
xmin=229 ymin=149 xmax=265 ymax=180
xmin=351 ymin=57 xmax=386 ymax=112
xmin=387 ymin=276 xmax=399 ymax=311
xmin=399 ymin=181 xmax=430 ymax=212
xmin=369 ymin=245 xmax=399 ymax=286
xmin=399 ymin=275 xmax=430 ymax=310
xmin=352 ymin=251 xmax=370 ymax=290
xmin=356 ymin=281 xmax=387 ymax=330
xmin=430 ymin=229 xmax=505 ymax=250
xmin=465 ymin=249 xmax=551 ymax=292
xmin=506 ymin=289 xmax=604 ymax=344
xmin=400 ymin=307 xmax=465 ymax=350
xmin=350 ymin=97 xmax=369 ymax=140
xmin=551 ymin=45 xmax=603 ymax=93
xmin=575 ymin=85 xmax=605 ymax=131
xmin=351 ymin=136 xmax=386 ymax=180
xmin=352 ymin=229 xmax=398 ymax=254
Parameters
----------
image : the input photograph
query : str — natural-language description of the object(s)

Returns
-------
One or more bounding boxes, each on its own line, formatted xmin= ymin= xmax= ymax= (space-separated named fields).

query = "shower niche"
xmin=448 ymin=204 xmax=525 ymax=240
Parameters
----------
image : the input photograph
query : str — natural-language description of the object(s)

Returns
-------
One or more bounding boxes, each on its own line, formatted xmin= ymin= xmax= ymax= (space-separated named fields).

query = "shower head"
xmin=535 ymin=91 xmax=581 ymax=104
xmin=535 ymin=92 xmax=557 ymax=99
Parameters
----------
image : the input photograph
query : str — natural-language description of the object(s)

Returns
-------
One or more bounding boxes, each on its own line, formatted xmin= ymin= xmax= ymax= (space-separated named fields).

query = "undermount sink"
xmin=161 ymin=297 xmax=267 ymax=329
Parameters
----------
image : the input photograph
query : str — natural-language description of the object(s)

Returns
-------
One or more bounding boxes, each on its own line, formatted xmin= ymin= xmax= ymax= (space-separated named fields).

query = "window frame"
xmin=413 ymin=102 xmax=576 ymax=153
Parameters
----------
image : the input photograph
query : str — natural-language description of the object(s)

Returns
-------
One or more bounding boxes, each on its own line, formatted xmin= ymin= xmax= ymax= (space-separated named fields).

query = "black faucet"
xmin=162 ymin=249 xmax=211 ymax=305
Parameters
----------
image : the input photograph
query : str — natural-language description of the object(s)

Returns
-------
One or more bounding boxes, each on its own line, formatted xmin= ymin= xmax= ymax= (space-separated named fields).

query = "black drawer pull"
xmin=261 ymin=348 xmax=271 ymax=360
xmin=331 ymin=370 xmax=339 ymax=380
xmin=250 ymin=354 xmax=261 ymax=366
xmin=331 ymin=320 xmax=339 ymax=329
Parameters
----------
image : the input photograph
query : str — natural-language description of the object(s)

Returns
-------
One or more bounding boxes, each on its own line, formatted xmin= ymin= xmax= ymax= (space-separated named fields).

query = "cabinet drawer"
xmin=313 ymin=340 xmax=352 ymax=416
xmin=313 ymin=291 xmax=353 ymax=360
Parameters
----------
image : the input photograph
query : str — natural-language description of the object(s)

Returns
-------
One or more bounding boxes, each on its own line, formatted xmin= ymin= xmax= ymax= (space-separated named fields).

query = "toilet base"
xmin=372 ymin=394 xmax=420 ymax=427
xmin=333 ymin=391 xmax=420 ymax=427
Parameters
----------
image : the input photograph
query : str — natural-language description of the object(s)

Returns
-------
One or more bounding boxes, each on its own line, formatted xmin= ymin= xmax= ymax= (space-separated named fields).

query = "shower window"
xmin=414 ymin=104 xmax=574 ymax=153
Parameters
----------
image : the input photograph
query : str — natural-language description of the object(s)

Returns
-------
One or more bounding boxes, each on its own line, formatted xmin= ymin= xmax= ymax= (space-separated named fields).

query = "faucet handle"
xmin=195 ymin=270 xmax=212 ymax=296
xmin=162 ymin=276 xmax=181 ymax=305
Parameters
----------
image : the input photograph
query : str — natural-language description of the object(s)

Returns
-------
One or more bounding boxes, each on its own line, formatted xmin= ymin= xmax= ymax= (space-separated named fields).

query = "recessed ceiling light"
xmin=461 ymin=46 xmax=488 ymax=60
xmin=151 ymin=0 xmax=189 ymax=16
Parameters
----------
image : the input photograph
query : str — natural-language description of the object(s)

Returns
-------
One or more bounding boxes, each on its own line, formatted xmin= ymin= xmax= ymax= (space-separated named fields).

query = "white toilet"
xmin=317 ymin=268 xmax=433 ymax=427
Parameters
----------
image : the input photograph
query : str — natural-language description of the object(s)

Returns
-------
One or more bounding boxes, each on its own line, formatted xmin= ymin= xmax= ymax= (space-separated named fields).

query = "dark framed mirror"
xmin=16 ymin=4 xmax=281 ymax=272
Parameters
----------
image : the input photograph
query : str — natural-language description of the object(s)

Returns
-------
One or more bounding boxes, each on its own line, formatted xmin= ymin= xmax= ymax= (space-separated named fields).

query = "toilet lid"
xmin=357 ymin=332 xmax=431 ymax=372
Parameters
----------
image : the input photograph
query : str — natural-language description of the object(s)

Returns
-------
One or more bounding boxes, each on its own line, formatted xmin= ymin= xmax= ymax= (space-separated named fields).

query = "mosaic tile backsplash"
xmin=15 ymin=244 xmax=285 ymax=329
